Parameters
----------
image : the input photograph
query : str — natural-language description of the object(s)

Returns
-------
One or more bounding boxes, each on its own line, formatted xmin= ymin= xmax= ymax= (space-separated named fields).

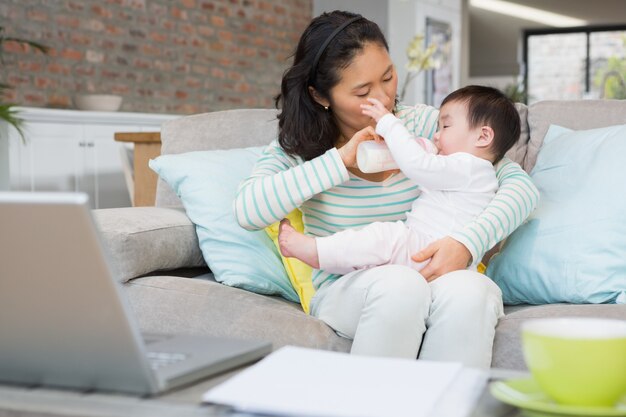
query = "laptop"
xmin=0 ymin=192 xmax=271 ymax=396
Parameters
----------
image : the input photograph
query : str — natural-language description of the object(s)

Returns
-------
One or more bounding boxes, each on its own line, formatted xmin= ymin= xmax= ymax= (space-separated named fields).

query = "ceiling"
xmin=491 ymin=0 xmax=626 ymax=26
xmin=469 ymin=0 xmax=626 ymax=77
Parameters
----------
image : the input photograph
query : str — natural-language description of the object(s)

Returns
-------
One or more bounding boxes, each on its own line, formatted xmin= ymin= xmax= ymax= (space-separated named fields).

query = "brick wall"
xmin=0 ymin=0 xmax=312 ymax=114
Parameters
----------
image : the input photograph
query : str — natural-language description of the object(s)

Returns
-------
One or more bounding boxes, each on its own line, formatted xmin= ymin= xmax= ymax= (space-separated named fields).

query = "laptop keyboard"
xmin=146 ymin=351 xmax=189 ymax=370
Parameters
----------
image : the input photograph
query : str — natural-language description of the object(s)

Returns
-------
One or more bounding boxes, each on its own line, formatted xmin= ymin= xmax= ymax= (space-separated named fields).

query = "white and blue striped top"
xmin=235 ymin=103 xmax=539 ymax=289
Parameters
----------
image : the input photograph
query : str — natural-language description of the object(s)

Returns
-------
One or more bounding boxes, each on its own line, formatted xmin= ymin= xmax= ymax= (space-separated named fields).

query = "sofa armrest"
xmin=93 ymin=207 xmax=206 ymax=283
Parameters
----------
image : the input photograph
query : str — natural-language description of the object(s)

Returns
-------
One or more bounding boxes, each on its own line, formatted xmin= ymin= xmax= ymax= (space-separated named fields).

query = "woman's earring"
xmin=324 ymin=106 xmax=329 ymax=111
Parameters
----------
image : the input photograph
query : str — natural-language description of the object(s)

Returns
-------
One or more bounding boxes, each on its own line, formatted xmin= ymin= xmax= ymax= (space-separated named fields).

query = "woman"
xmin=235 ymin=11 xmax=538 ymax=368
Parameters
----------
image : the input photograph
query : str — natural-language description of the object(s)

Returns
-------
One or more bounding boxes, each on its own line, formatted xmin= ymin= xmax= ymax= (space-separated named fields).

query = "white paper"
xmin=429 ymin=368 xmax=488 ymax=417
xmin=203 ymin=346 xmax=477 ymax=417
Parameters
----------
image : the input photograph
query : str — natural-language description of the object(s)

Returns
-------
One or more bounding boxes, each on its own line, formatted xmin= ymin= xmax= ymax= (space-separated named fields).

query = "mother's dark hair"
xmin=275 ymin=11 xmax=388 ymax=161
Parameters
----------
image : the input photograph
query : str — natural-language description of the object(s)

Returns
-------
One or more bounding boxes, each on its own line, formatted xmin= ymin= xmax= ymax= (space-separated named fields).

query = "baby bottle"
xmin=356 ymin=141 xmax=399 ymax=173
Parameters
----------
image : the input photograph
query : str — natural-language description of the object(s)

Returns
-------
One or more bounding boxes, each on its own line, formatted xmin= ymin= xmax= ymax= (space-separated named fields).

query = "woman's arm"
xmin=234 ymin=141 xmax=349 ymax=230
xmin=395 ymin=103 xmax=440 ymax=139
xmin=450 ymin=158 xmax=540 ymax=263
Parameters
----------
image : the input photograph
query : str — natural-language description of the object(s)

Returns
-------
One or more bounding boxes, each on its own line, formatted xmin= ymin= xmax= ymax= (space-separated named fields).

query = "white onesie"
xmin=317 ymin=113 xmax=498 ymax=274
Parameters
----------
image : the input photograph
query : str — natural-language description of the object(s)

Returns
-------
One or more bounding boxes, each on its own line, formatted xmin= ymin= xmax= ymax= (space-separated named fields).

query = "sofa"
xmin=94 ymin=99 xmax=626 ymax=370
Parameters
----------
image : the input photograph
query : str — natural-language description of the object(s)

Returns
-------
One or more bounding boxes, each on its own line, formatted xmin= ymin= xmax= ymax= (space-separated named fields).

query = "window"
xmin=523 ymin=25 xmax=626 ymax=103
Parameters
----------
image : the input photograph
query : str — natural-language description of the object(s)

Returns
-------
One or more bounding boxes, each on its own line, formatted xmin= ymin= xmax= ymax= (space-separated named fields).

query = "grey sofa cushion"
xmin=524 ymin=99 xmax=626 ymax=172
xmin=504 ymin=103 xmax=529 ymax=167
xmin=156 ymin=107 xmax=532 ymax=207
xmin=125 ymin=274 xmax=352 ymax=352
xmin=94 ymin=207 xmax=205 ymax=283
xmin=493 ymin=304 xmax=626 ymax=370
xmin=156 ymin=108 xmax=280 ymax=207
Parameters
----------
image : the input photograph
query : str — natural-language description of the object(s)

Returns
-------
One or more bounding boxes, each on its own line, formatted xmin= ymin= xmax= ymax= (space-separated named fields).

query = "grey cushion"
xmin=155 ymin=106 xmax=533 ymax=206
xmin=156 ymin=108 xmax=280 ymax=207
xmin=492 ymin=304 xmax=626 ymax=370
xmin=125 ymin=274 xmax=352 ymax=352
xmin=524 ymin=99 xmax=626 ymax=172
xmin=504 ymin=103 xmax=529 ymax=167
xmin=94 ymin=207 xmax=205 ymax=283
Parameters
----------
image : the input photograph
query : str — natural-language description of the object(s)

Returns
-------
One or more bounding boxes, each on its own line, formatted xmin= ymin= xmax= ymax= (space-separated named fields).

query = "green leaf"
xmin=0 ymin=25 xmax=50 ymax=67
xmin=0 ymin=26 xmax=49 ymax=144
xmin=3 ymin=37 xmax=50 ymax=54
xmin=0 ymin=104 xmax=25 ymax=143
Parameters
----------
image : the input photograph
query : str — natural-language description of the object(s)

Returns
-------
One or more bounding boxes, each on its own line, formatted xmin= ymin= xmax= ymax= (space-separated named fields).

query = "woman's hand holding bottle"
xmin=337 ymin=126 xmax=381 ymax=168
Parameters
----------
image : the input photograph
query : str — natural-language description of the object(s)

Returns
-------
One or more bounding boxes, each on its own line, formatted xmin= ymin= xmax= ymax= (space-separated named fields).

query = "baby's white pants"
xmin=317 ymin=220 xmax=430 ymax=275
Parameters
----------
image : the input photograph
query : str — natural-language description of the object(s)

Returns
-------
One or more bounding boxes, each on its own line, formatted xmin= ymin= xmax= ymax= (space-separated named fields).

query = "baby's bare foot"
xmin=278 ymin=219 xmax=320 ymax=268
xmin=278 ymin=219 xmax=297 ymax=257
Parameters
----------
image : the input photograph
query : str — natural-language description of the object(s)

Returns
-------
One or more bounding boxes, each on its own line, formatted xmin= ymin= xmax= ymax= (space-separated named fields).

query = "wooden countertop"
xmin=114 ymin=132 xmax=162 ymax=144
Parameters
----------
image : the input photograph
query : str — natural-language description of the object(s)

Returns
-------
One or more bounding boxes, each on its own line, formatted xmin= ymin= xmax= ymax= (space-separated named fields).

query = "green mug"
xmin=522 ymin=317 xmax=626 ymax=407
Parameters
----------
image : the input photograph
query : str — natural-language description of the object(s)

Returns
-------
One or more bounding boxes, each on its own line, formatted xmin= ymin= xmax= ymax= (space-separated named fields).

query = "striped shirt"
xmin=235 ymin=103 xmax=539 ymax=289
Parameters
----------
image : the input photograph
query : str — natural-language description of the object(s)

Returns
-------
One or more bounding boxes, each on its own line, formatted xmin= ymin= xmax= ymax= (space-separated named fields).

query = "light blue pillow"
xmin=488 ymin=123 xmax=626 ymax=305
xmin=149 ymin=148 xmax=298 ymax=302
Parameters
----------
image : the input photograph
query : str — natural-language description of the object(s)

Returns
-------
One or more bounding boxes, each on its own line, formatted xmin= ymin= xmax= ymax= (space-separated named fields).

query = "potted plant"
xmin=502 ymin=81 xmax=529 ymax=103
xmin=594 ymin=36 xmax=626 ymax=100
xmin=0 ymin=26 xmax=49 ymax=141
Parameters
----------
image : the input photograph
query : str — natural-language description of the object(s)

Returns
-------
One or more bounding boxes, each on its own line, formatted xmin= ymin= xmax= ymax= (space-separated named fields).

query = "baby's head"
xmin=436 ymin=85 xmax=521 ymax=163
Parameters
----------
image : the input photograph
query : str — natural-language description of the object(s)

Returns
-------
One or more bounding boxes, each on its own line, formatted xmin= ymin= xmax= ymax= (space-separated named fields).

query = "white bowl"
xmin=74 ymin=94 xmax=123 ymax=111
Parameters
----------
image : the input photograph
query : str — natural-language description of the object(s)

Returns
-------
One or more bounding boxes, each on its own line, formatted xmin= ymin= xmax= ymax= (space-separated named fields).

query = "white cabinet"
xmin=1 ymin=107 xmax=179 ymax=209
xmin=9 ymin=123 xmax=114 ymax=209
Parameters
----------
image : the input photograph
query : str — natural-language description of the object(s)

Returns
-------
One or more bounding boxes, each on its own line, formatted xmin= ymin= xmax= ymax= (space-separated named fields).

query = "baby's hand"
xmin=360 ymin=98 xmax=390 ymax=122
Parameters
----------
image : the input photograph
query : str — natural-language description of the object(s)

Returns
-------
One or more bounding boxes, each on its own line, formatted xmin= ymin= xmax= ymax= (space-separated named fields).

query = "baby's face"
xmin=433 ymin=101 xmax=480 ymax=156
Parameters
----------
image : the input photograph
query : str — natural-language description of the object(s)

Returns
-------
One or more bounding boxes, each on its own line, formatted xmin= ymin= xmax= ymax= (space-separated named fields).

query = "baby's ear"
xmin=476 ymin=126 xmax=494 ymax=149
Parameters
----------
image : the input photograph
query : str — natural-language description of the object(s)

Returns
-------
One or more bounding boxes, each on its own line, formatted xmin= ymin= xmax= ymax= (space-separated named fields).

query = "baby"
xmin=279 ymin=85 xmax=521 ymax=275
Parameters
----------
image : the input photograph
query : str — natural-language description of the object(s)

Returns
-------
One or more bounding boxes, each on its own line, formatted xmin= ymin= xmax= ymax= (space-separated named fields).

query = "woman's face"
xmin=322 ymin=42 xmax=398 ymax=144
